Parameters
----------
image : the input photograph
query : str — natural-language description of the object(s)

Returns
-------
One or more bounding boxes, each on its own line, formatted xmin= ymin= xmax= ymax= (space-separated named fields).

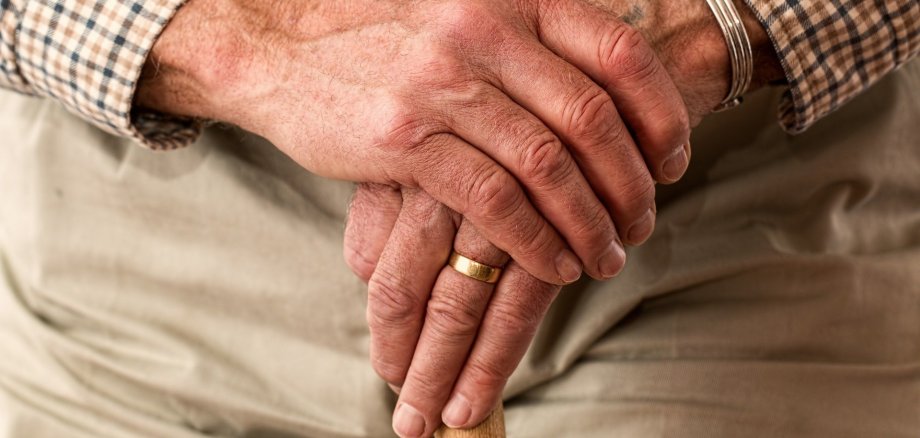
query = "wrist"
xmin=626 ymin=0 xmax=783 ymax=120
xmin=135 ymin=0 xmax=258 ymax=125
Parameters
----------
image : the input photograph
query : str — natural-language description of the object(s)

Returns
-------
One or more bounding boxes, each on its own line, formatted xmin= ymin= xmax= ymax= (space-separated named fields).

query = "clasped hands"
xmin=339 ymin=2 xmax=723 ymax=438
xmin=138 ymin=0 xmax=741 ymax=437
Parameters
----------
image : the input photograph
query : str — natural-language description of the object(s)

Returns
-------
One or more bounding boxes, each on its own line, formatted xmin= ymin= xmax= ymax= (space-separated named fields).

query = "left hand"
xmin=346 ymin=185 xmax=562 ymax=437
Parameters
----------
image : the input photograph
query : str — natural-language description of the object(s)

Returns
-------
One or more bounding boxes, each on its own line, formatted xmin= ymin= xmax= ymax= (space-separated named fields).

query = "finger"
xmin=442 ymin=262 xmax=562 ymax=429
xmin=392 ymin=221 xmax=507 ymax=438
xmin=488 ymin=37 xmax=658 ymax=246
xmin=536 ymin=0 xmax=692 ymax=184
xmin=446 ymin=84 xmax=623 ymax=280
xmin=409 ymin=133 xmax=582 ymax=285
xmin=344 ymin=183 xmax=403 ymax=282
xmin=366 ymin=189 xmax=457 ymax=388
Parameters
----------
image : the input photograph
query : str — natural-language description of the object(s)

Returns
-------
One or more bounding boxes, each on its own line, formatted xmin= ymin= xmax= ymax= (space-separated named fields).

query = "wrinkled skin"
xmin=343 ymin=1 xmax=784 ymax=437
xmin=136 ymin=0 xmax=782 ymax=437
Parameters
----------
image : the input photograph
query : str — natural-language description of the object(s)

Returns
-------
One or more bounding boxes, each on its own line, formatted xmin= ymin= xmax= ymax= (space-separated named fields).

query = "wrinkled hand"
xmin=137 ymin=0 xmax=692 ymax=284
xmin=347 ymin=186 xmax=562 ymax=438
xmin=344 ymin=1 xmax=786 ymax=437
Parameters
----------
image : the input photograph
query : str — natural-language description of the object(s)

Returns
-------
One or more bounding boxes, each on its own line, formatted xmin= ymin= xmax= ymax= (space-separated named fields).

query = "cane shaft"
xmin=434 ymin=402 xmax=505 ymax=438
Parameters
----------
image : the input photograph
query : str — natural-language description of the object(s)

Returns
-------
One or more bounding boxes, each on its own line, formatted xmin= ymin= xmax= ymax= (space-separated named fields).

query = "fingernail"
xmin=393 ymin=403 xmax=426 ymax=438
xmin=598 ymin=239 xmax=626 ymax=279
xmin=662 ymin=144 xmax=690 ymax=182
xmin=555 ymin=249 xmax=582 ymax=284
xmin=442 ymin=394 xmax=472 ymax=428
xmin=626 ymin=208 xmax=655 ymax=244
xmin=388 ymin=384 xmax=402 ymax=395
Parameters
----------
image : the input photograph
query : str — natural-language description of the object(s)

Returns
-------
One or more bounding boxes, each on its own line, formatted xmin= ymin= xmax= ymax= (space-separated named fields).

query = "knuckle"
xmin=512 ymin=220 xmax=558 ymax=263
xmin=376 ymin=97 xmax=443 ymax=155
xmin=629 ymin=93 xmax=691 ymax=155
xmin=563 ymin=86 xmax=617 ymax=141
xmin=367 ymin=271 xmax=424 ymax=330
xmin=408 ymin=370 xmax=447 ymax=401
xmin=518 ymin=135 xmax=573 ymax=189
xmin=465 ymin=357 xmax=511 ymax=390
xmin=616 ymin=172 xmax=657 ymax=213
xmin=604 ymin=112 xmax=632 ymax=144
xmin=488 ymin=302 xmax=542 ymax=338
xmin=400 ymin=192 xmax=448 ymax=231
xmin=353 ymin=183 xmax=401 ymax=213
xmin=602 ymin=25 xmax=659 ymax=83
xmin=410 ymin=46 xmax=477 ymax=87
xmin=431 ymin=1 xmax=503 ymax=46
xmin=425 ymin=293 xmax=482 ymax=342
xmin=467 ymin=165 xmax=522 ymax=223
xmin=443 ymin=80 xmax=496 ymax=107
xmin=567 ymin=205 xmax=614 ymax=243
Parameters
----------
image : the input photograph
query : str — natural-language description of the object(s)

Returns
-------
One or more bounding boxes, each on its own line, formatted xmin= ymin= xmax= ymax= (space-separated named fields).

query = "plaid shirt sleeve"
xmin=744 ymin=0 xmax=920 ymax=134
xmin=0 ymin=0 xmax=199 ymax=149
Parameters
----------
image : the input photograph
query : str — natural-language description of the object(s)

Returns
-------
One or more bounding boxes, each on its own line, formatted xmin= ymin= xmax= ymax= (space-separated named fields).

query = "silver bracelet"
xmin=705 ymin=0 xmax=753 ymax=112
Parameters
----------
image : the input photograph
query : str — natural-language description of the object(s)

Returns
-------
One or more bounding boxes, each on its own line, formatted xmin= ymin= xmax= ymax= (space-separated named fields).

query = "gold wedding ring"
xmin=447 ymin=251 xmax=503 ymax=284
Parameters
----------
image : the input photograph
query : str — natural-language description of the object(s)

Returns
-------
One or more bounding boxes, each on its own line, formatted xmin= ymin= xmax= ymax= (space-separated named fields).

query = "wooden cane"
xmin=434 ymin=402 xmax=505 ymax=438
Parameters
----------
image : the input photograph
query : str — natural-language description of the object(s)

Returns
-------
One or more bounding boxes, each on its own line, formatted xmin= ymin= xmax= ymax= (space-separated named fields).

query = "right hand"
xmin=137 ymin=0 xmax=690 ymax=284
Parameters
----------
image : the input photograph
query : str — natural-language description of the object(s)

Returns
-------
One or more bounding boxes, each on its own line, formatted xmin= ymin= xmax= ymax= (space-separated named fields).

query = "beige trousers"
xmin=1 ymin=60 xmax=918 ymax=438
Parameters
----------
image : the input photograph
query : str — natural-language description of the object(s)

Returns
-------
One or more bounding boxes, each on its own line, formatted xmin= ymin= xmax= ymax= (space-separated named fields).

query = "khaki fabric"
xmin=1 ymin=60 xmax=919 ymax=438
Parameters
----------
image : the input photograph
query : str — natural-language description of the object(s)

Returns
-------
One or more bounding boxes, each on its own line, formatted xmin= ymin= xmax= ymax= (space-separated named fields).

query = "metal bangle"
xmin=705 ymin=0 xmax=754 ymax=112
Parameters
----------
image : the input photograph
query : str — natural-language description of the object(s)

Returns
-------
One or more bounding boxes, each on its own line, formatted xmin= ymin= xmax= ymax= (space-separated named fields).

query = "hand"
xmin=135 ymin=0 xmax=693 ymax=284
xmin=347 ymin=186 xmax=561 ymax=438
xmin=344 ymin=1 xmax=786 ymax=437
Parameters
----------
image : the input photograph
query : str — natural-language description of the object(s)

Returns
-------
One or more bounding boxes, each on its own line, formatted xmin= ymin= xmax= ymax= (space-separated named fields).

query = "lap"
xmin=0 ymin=93 xmax=387 ymax=437
xmin=1 ymin=59 xmax=918 ymax=437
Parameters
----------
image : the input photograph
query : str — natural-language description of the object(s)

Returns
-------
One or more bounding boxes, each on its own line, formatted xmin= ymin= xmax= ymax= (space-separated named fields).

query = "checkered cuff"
xmin=745 ymin=0 xmax=920 ymax=134
xmin=6 ymin=0 xmax=199 ymax=149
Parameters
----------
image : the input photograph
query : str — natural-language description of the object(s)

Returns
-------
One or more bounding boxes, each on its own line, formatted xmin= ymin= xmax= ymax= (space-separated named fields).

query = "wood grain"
xmin=434 ymin=402 xmax=505 ymax=438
